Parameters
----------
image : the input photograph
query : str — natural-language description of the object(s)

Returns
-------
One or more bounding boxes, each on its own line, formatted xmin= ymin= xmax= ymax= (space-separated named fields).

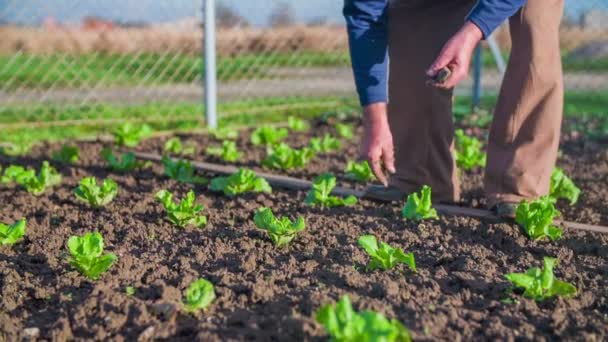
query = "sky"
xmin=0 ymin=0 xmax=606 ymax=26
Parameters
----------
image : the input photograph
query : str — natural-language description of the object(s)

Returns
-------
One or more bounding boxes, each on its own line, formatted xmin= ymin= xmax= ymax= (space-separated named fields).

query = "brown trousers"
xmin=387 ymin=0 xmax=564 ymax=206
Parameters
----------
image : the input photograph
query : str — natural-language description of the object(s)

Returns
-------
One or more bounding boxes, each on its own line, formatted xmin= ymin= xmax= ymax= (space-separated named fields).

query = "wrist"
xmin=363 ymin=102 xmax=389 ymax=127
xmin=462 ymin=21 xmax=483 ymax=45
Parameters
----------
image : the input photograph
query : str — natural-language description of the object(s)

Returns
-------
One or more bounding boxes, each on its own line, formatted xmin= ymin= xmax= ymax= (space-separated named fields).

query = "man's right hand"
xmin=361 ymin=102 xmax=396 ymax=187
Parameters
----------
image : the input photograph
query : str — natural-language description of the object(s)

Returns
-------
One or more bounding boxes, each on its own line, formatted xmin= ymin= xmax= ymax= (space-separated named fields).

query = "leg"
xmin=387 ymin=0 xmax=476 ymax=202
xmin=485 ymin=0 xmax=564 ymax=206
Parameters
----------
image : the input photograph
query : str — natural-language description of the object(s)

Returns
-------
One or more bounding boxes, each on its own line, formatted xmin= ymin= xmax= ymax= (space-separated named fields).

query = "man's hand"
xmin=361 ymin=102 xmax=395 ymax=186
xmin=426 ymin=21 xmax=483 ymax=89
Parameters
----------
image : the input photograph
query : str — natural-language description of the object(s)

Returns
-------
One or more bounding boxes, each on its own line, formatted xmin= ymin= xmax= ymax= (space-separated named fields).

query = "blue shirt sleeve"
xmin=343 ymin=0 xmax=389 ymax=106
xmin=467 ymin=0 xmax=527 ymax=38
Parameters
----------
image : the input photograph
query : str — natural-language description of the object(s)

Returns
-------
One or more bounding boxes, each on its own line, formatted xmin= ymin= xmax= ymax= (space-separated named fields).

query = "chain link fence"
xmin=1 ymin=0 xmax=607 ymax=142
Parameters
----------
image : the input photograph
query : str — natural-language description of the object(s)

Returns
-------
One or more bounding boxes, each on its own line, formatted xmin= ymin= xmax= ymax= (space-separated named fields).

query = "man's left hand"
xmin=426 ymin=21 xmax=483 ymax=89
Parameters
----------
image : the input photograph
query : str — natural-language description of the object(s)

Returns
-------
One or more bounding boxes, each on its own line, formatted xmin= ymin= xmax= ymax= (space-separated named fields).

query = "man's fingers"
xmin=382 ymin=146 xmax=396 ymax=174
xmin=369 ymin=159 xmax=388 ymax=187
xmin=438 ymin=66 xmax=465 ymax=89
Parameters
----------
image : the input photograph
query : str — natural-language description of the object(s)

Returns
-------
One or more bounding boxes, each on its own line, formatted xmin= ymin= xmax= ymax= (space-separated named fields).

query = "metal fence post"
xmin=204 ymin=0 xmax=218 ymax=129
xmin=472 ymin=43 xmax=482 ymax=109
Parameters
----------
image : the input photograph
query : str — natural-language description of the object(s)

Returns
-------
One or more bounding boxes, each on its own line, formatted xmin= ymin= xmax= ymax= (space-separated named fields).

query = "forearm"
xmin=343 ymin=0 xmax=389 ymax=106
xmin=467 ymin=0 xmax=527 ymax=38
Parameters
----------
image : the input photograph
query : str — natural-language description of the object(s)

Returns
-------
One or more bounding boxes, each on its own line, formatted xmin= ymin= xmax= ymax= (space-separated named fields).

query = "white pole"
xmin=204 ymin=0 xmax=218 ymax=129
xmin=487 ymin=34 xmax=506 ymax=76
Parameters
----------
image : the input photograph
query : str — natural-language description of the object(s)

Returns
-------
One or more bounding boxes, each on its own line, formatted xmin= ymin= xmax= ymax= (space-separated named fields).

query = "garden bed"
xmin=1 ymin=118 xmax=607 ymax=340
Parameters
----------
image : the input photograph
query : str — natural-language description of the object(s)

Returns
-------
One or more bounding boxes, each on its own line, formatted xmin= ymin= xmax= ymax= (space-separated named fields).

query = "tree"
xmin=217 ymin=3 xmax=248 ymax=28
xmin=269 ymin=2 xmax=295 ymax=28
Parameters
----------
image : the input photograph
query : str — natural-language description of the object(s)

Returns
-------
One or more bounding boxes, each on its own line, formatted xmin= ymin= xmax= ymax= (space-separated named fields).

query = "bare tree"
xmin=269 ymin=2 xmax=295 ymax=28
xmin=216 ymin=3 xmax=248 ymax=28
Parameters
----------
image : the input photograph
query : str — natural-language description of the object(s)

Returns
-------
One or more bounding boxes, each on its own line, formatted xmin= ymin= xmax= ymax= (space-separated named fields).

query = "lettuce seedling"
xmin=305 ymin=173 xmax=357 ymax=207
xmin=164 ymin=137 xmax=195 ymax=156
xmin=19 ymin=161 xmax=62 ymax=196
xmin=67 ymin=232 xmax=117 ymax=280
xmin=345 ymin=160 xmax=375 ymax=183
xmin=336 ymin=123 xmax=354 ymax=139
xmin=515 ymin=196 xmax=562 ymax=241
xmin=454 ymin=129 xmax=486 ymax=170
xmin=155 ymin=190 xmax=207 ymax=228
xmin=254 ymin=207 xmax=305 ymax=247
xmin=549 ymin=167 xmax=581 ymax=205
xmin=505 ymin=257 xmax=577 ymax=301
xmin=162 ymin=157 xmax=207 ymax=184
xmin=52 ymin=145 xmax=80 ymax=164
xmin=1 ymin=165 xmax=32 ymax=184
xmin=210 ymin=127 xmax=239 ymax=140
xmin=184 ymin=278 xmax=216 ymax=313
xmin=288 ymin=116 xmax=310 ymax=132
xmin=251 ymin=125 xmax=288 ymax=146
xmin=357 ymin=235 xmax=416 ymax=272
xmin=262 ymin=143 xmax=315 ymax=170
xmin=309 ymin=134 xmax=341 ymax=153
xmin=205 ymin=141 xmax=242 ymax=162
xmin=0 ymin=219 xmax=26 ymax=245
xmin=101 ymin=148 xmax=147 ymax=172
xmin=316 ymin=295 xmax=411 ymax=342
xmin=209 ymin=168 xmax=272 ymax=196
xmin=113 ymin=123 xmax=152 ymax=147
xmin=402 ymin=185 xmax=438 ymax=221
xmin=0 ymin=141 xmax=32 ymax=156
xmin=74 ymin=177 xmax=118 ymax=208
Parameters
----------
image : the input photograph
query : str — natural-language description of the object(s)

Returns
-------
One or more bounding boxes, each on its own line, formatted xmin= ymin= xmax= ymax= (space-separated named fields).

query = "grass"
xmin=1 ymin=50 xmax=605 ymax=91
xmin=0 ymin=51 xmax=350 ymax=90
xmin=1 ymin=92 xmax=605 ymax=145
xmin=481 ymin=49 xmax=608 ymax=72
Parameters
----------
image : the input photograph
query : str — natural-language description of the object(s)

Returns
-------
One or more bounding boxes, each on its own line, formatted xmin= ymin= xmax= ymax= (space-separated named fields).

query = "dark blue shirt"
xmin=344 ymin=0 xmax=526 ymax=106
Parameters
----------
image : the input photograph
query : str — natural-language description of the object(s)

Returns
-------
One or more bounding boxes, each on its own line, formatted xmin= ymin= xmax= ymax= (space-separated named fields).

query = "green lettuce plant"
xmin=19 ymin=161 xmax=62 ymax=196
xmin=209 ymin=168 xmax=272 ymax=196
xmin=402 ymin=185 xmax=438 ymax=221
xmin=1 ymin=165 xmax=32 ymax=184
xmin=254 ymin=207 xmax=305 ymax=247
xmin=309 ymin=134 xmax=341 ymax=153
xmin=262 ymin=143 xmax=315 ymax=170
xmin=251 ymin=125 xmax=288 ymax=146
xmin=0 ymin=219 xmax=26 ymax=245
xmin=210 ymin=127 xmax=239 ymax=140
xmin=357 ymin=235 xmax=416 ymax=272
xmin=515 ymin=196 xmax=562 ymax=241
xmin=101 ymin=148 xmax=147 ymax=172
xmin=549 ymin=167 xmax=581 ymax=205
xmin=113 ymin=123 xmax=151 ymax=147
xmin=164 ymin=137 xmax=195 ymax=156
xmin=288 ymin=116 xmax=310 ymax=132
xmin=74 ymin=177 xmax=118 ymax=208
xmin=305 ymin=173 xmax=357 ymax=207
xmin=155 ymin=190 xmax=207 ymax=228
xmin=162 ymin=157 xmax=207 ymax=184
xmin=0 ymin=141 xmax=32 ymax=156
xmin=454 ymin=129 xmax=486 ymax=170
xmin=345 ymin=160 xmax=375 ymax=183
xmin=67 ymin=232 xmax=117 ymax=280
xmin=205 ymin=141 xmax=242 ymax=162
xmin=336 ymin=123 xmax=354 ymax=139
xmin=505 ymin=257 xmax=577 ymax=301
xmin=316 ymin=295 xmax=411 ymax=342
xmin=52 ymin=144 xmax=80 ymax=164
xmin=184 ymin=278 xmax=216 ymax=313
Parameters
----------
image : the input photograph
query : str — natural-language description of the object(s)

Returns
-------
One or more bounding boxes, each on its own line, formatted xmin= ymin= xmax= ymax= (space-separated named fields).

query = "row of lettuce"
xmin=0 ymin=119 xmax=583 ymax=341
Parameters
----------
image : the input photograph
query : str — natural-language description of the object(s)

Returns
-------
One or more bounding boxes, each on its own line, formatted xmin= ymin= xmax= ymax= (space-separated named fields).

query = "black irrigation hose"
xmin=134 ymin=151 xmax=608 ymax=235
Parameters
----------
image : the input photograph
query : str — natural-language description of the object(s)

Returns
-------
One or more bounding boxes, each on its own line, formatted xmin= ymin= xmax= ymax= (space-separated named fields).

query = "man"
xmin=343 ymin=0 xmax=564 ymax=217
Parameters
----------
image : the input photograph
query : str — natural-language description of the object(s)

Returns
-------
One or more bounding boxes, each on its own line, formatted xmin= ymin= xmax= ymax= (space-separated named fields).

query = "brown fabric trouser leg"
xmin=485 ymin=0 xmax=564 ymax=207
xmin=387 ymin=0 xmax=476 ymax=203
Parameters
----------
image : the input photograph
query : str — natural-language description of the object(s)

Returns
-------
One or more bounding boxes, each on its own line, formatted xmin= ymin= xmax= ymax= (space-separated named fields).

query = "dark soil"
xmin=1 ymin=118 xmax=607 ymax=341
